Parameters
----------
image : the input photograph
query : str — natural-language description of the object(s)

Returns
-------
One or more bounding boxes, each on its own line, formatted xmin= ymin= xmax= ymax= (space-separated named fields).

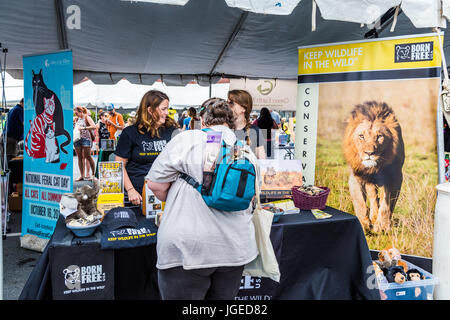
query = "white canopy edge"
xmin=131 ymin=0 xmax=450 ymax=28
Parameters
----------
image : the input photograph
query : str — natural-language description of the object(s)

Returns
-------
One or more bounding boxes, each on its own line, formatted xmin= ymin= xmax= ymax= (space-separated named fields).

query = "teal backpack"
xmin=180 ymin=129 xmax=257 ymax=211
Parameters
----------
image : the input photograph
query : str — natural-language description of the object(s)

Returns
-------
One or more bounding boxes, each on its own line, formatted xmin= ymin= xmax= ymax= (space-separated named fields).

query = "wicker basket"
xmin=291 ymin=186 xmax=330 ymax=210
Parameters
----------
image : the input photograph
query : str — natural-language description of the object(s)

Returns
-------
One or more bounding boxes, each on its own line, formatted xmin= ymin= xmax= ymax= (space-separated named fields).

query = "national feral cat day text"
xmin=25 ymin=171 xmax=71 ymax=191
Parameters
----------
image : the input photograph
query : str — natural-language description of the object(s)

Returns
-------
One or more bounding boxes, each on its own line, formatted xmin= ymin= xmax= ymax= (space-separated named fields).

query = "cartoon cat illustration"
xmin=25 ymin=95 xmax=56 ymax=159
xmin=32 ymin=69 xmax=71 ymax=154
xmin=44 ymin=124 xmax=60 ymax=163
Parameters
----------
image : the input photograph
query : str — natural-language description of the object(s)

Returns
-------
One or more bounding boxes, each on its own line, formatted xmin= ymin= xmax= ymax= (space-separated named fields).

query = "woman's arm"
xmin=255 ymin=145 xmax=266 ymax=159
xmin=84 ymin=116 xmax=97 ymax=130
xmin=115 ymin=155 xmax=142 ymax=205
xmin=147 ymin=180 xmax=172 ymax=202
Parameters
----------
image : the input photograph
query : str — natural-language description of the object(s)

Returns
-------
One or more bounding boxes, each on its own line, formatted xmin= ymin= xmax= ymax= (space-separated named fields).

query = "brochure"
xmin=98 ymin=161 xmax=124 ymax=194
xmin=97 ymin=193 xmax=125 ymax=215
xmin=142 ymin=183 xmax=165 ymax=220
xmin=258 ymin=159 xmax=303 ymax=198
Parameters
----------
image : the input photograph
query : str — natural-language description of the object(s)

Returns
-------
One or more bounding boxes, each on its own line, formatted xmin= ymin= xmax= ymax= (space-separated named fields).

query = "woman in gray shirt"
xmin=146 ymin=99 xmax=258 ymax=300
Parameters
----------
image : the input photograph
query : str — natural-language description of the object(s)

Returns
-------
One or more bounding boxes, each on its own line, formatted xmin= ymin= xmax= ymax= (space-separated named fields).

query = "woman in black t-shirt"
xmin=227 ymin=90 xmax=266 ymax=159
xmin=96 ymin=111 xmax=111 ymax=149
xmin=115 ymin=90 xmax=179 ymax=205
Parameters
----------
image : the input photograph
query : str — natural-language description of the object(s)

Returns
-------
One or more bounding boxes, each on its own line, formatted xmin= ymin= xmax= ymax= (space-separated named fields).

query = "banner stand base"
xmin=20 ymin=234 xmax=49 ymax=253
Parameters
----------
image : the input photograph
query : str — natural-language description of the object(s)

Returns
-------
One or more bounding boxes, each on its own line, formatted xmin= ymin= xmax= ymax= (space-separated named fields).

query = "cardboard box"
xmin=8 ymin=192 xmax=22 ymax=212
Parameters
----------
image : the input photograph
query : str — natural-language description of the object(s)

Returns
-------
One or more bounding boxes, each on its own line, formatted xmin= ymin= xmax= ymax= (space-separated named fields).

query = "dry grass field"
xmin=314 ymin=79 xmax=440 ymax=257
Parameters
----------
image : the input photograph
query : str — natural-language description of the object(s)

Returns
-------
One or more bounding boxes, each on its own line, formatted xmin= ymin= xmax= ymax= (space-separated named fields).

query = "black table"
xmin=19 ymin=206 xmax=380 ymax=300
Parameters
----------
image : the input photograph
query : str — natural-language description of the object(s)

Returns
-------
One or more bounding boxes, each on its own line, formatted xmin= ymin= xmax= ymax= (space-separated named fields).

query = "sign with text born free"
xmin=22 ymin=50 xmax=74 ymax=240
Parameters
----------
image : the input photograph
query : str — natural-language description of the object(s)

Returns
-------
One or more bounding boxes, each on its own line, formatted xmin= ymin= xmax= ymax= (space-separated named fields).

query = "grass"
xmin=315 ymin=136 xmax=437 ymax=257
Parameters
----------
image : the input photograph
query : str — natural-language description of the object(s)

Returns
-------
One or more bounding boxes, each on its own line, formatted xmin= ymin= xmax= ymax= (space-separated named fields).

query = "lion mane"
xmin=343 ymin=101 xmax=405 ymax=232
xmin=343 ymin=101 xmax=404 ymax=179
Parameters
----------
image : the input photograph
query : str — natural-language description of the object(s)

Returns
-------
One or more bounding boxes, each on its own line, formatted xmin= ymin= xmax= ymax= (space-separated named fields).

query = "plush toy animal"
xmin=384 ymin=266 xmax=407 ymax=284
xmin=73 ymin=179 xmax=100 ymax=216
xmin=372 ymin=261 xmax=384 ymax=277
xmin=407 ymin=269 xmax=425 ymax=281
xmin=65 ymin=179 xmax=101 ymax=225
xmin=377 ymin=246 xmax=408 ymax=272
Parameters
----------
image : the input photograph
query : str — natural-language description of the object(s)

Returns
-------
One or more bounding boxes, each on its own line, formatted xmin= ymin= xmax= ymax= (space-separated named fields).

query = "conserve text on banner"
xmin=22 ymin=50 xmax=73 ymax=240
xmin=295 ymin=33 xmax=442 ymax=257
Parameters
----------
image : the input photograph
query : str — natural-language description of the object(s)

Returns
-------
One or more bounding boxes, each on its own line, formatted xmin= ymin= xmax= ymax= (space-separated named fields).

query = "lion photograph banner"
xmin=295 ymin=33 xmax=443 ymax=257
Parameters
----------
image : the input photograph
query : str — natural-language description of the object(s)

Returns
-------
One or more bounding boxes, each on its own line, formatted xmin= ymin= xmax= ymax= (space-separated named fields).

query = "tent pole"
xmin=209 ymin=79 xmax=212 ymax=98
xmin=209 ymin=11 xmax=248 ymax=76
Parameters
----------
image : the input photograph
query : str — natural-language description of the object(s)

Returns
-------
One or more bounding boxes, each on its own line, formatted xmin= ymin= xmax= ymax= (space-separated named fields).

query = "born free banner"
xmin=22 ymin=50 xmax=73 ymax=241
xmin=295 ymin=34 xmax=442 ymax=257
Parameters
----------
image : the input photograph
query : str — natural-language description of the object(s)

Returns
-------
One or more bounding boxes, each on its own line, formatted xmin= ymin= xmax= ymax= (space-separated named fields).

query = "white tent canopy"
xmin=0 ymin=72 xmax=24 ymax=103
xmin=1 ymin=73 xmax=230 ymax=107
xmin=73 ymin=78 xmax=230 ymax=109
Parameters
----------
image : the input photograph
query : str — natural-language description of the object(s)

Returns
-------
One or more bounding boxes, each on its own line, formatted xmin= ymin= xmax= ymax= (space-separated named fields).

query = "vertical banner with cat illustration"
xmin=295 ymin=33 xmax=442 ymax=258
xmin=22 ymin=50 xmax=73 ymax=242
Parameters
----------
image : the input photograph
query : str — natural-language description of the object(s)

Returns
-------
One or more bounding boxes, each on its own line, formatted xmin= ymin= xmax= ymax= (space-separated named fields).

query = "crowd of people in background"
xmin=69 ymin=92 xmax=293 ymax=182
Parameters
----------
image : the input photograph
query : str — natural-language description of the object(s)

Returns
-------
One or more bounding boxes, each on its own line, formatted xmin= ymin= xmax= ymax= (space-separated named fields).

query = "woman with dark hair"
xmin=96 ymin=111 xmax=111 ymax=150
xmin=74 ymin=106 xmax=96 ymax=181
xmin=227 ymin=90 xmax=266 ymax=159
xmin=114 ymin=90 xmax=179 ymax=205
xmin=253 ymin=107 xmax=278 ymax=158
xmin=146 ymin=98 xmax=258 ymax=300
xmin=182 ymin=107 xmax=198 ymax=130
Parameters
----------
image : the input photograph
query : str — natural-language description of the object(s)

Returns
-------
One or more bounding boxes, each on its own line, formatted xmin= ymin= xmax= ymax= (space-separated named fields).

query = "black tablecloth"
xmin=19 ymin=206 xmax=380 ymax=300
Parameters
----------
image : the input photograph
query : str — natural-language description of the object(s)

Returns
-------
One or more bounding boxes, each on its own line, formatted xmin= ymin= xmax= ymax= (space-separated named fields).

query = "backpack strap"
xmin=179 ymin=172 xmax=200 ymax=189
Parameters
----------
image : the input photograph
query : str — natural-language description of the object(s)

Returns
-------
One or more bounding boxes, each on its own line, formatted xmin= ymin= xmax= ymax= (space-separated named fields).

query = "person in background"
xmin=106 ymin=104 xmax=125 ymax=140
xmin=189 ymin=111 xmax=201 ymax=130
xmin=270 ymin=109 xmax=281 ymax=126
xmin=281 ymin=117 xmax=291 ymax=135
xmin=125 ymin=111 xmax=137 ymax=127
xmin=168 ymin=107 xmax=177 ymax=120
xmin=253 ymin=107 xmax=278 ymax=158
xmin=74 ymin=106 xmax=96 ymax=180
xmin=96 ymin=111 xmax=111 ymax=150
xmin=178 ymin=110 xmax=187 ymax=128
xmin=114 ymin=90 xmax=179 ymax=205
xmin=182 ymin=107 xmax=197 ymax=130
xmin=227 ymin=90 xmax=266 ymax=159
xmin=146 ymin=98 xmax=257 ymax=300
xmin=2 ymin=98 xmax=24 ymax=162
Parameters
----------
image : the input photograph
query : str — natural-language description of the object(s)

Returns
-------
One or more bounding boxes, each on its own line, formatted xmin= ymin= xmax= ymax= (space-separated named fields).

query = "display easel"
xmin=0 ymin=43 xmax=9 ymax=301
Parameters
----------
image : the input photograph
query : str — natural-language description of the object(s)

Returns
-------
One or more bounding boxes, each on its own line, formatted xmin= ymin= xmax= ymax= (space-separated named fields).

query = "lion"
xmin=343 ymin=101 xmax=405 ymax=233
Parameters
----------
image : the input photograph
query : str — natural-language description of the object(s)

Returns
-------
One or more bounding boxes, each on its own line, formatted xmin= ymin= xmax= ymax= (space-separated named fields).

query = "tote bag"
xmin=73 ymin=125 xmax=81 ymax=143
xmin=242 ymin=147 xmax=281 ymax=282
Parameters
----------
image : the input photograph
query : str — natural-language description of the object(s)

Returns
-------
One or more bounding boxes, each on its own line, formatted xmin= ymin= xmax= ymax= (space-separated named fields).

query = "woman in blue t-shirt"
xmin=115 ymin=90 xmax=179 ymax=205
